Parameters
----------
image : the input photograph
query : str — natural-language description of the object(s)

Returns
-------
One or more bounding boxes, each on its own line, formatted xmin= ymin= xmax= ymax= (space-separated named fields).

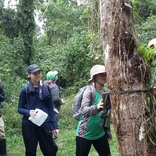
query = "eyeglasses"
xmin=31 ymin=71 xmax=41 ymax=75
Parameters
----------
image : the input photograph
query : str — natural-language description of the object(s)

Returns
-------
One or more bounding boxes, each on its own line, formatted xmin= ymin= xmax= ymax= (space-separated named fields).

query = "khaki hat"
xmin=88 ymin=65 xmax=106 ymax=81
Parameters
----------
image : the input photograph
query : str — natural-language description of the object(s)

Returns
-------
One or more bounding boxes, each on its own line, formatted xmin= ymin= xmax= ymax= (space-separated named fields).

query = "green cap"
xmin=46 ymin=71 xmax=58 ymax=81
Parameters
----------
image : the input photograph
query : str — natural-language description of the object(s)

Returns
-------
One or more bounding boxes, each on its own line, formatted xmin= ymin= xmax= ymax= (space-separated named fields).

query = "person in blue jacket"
xmin=18 ymin=64 xmax=59 ymax=156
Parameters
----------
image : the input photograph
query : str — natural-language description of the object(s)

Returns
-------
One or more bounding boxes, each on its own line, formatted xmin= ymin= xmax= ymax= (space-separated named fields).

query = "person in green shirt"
xmin=76 ymin=65 xmax=111 ymax=156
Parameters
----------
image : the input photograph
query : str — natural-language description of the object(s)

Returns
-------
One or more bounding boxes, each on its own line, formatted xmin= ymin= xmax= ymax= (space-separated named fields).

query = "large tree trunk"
xmin=100 ymin=0 xmax=156 ymax=155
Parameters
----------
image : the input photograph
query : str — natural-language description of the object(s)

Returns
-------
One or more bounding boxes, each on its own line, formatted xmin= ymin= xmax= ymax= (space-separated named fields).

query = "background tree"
xmin=17 ymin=0 xmax=35 ymax=66
xmin=100 ymin=0 xmax=156 ymax=155
xmin=37 ymin=0 xmax=104 ymax=90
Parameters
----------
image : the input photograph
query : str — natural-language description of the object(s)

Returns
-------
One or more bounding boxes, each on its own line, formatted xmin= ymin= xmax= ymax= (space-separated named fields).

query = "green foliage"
xmin=138 ymin=44 xmax=156 ymax=62
xmin=133 ymin=1 xmax=156 ymax=44
xmin=43 ymin=0 xmax=88 ymax=45
xmin=3 ymin=102 xmax=22 ymax=134
xmin=138 ymin=44 xmax=156 ymax=83
xmin=135 ymin=15 xmax=156 ymax=44
xmin=17 ymin=0 xmax=36 ymax=65
xmin=35 ymin=0 xmax=104 ymax=91
xmin=132 ymin=0 xmax=156 ymax=23
xmin=0 ymin=36 xmax=29 ymax=79
xmin=60 ymin=31 xmax=92 ymax=87
xmin=1 ymin=8 xmax=19 ymax=40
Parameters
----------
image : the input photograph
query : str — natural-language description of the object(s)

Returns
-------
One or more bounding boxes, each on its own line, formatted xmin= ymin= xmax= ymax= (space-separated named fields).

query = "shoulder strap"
xmin=25 ymin=84 xmax=29 ymax=103
xmin=88 ymin=85 xmax=96 ymax=106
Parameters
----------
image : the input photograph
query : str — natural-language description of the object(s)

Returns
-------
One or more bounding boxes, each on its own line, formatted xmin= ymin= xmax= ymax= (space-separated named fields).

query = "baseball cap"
xmin=46 ymin=71 xmax=58 ymax=81
xmin=27 ymin=64 xmax=40 ymax=73
xmin=88 ymin=65 xmax=106 ymax=81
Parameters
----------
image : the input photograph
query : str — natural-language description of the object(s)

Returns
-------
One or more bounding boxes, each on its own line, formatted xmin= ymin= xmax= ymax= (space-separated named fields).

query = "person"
xmin=76 ymin=65 xmax=111 ymax=156
xmin=148 ymin=38 xmax=156 ymax=94
xmin=0 ymin=83 xmax=11 ymax=156
xmin=148 ymin=38 xmax=156 ymax=48
xmin=18 ymin=64 xmax=59 ymax=156
xmin=45 ymin=71 xmax=65 ymax=122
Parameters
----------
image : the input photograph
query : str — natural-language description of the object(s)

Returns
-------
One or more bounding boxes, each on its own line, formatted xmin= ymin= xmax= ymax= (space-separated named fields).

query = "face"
xmin=28 ymin=71 xmax=41 ymax=83
xmin=94 ymin=72 xmax=107 ymax=85
xmin=152 ymin=87 xmax=156 ymax=95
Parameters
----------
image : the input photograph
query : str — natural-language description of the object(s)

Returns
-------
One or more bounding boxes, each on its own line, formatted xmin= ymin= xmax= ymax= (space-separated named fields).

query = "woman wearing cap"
xmin=18 ymin=64 xmax=59 ymax=156
xmin=44 ymin=71 xmax=65 ymax=122
xmin=76 ymin=65 xmax=111 ymax=156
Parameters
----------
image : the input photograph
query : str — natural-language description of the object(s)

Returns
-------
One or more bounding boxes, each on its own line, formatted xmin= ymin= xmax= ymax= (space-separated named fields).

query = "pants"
xmin=76 ymin=135 xmax=111 ymax=156
xmin=22 ymin=124 xmax=58 ymax=156
xmin=0 ymin=117 xmax=5 ymax=140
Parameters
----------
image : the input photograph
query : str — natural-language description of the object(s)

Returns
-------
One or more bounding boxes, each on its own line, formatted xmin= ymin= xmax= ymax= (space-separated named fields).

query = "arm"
xmin=18 ymin=88 xmax=30 ymax=117
xmin=0 ymin=84 xmax=6 ymax=102
xmin=80 ymin=86 xmax=99 ymax=117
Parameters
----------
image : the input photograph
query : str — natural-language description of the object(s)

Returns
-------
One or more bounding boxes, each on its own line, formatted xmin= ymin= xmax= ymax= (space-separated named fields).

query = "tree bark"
xmin=100 ymin=0 xmax=156 ymax=155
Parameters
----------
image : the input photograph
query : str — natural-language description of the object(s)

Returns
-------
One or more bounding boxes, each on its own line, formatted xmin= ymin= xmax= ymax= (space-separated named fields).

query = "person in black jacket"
xmin=18 ymin=64 xmax=59 ymax=156
xmin=0 ymin=83 xmax=11 ymax=156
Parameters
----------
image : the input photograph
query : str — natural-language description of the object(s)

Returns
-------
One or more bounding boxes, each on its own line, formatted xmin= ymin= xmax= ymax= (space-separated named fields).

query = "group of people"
xmin=0 ymin=63 xmax=111 ymax=156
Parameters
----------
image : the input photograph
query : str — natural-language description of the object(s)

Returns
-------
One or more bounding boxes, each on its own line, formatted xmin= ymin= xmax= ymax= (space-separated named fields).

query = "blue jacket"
xmin=18 ymin=80 xmax=58 ymax=130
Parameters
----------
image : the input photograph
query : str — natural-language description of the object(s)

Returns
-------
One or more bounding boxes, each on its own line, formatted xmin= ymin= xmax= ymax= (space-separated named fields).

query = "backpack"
xmin=72 ymin=85 xmax=96 ymax=120
xmin=49 ymin=83 xmax=61 ymax=105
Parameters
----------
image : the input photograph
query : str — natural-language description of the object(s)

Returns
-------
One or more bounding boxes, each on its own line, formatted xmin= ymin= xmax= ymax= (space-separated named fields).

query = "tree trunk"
xmin=100 ymin=0 xmax=156 ymax=155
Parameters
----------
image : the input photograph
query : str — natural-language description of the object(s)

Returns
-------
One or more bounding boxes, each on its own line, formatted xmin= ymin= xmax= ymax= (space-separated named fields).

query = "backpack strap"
xmin=25 ymin=84 xmax=29 ymax=103
xmin=88 ymin=84 xmax=96 ymax=106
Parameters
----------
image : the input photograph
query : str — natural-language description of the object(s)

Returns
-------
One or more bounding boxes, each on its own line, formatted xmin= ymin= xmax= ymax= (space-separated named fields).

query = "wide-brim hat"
xmin=88 ymin=65 xmax=106 ymax=82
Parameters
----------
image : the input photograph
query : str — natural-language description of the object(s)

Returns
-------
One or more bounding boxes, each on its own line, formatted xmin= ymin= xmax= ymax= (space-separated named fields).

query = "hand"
xmin=61 ymin=99 xmax=65 ymax=104
xmin=29 ymin=110 xmax=38 ymax=117
xmin=97 ymin=99 xmax=104 ymax=110
xmin=52 ymin=129 xmax=59 ymax=138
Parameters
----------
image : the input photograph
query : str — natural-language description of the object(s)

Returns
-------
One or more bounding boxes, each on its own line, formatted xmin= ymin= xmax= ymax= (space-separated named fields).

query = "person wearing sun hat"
xmin=88 ymin=64 xmax=106 ymax=82
xmin=75 ymin=64 xmax=111 ymax=156
xmin=18 ymin=64 xmax=59 ymax=156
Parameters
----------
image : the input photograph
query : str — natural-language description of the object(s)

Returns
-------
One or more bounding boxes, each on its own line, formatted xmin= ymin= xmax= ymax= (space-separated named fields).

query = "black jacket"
xmin=0 ymin=83 xmax=6 ymax=117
